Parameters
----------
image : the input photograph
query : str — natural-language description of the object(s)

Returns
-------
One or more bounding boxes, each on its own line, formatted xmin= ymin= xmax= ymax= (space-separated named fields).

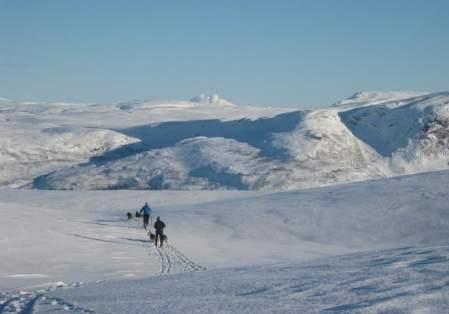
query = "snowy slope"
xmin=41 ymin=245 xmax=449 ymax=314
xmin=332 ymin=90 xmax=429 ymax=109
xmin=4 ymin=245 xmax=449 ymax=313
xmin=0 ymin=123 xmax=139 ymax=187
xmin=31 ymin=107 xmax=389 ymax=190
xmin=2 ymin=170 xmax=449 ymax=312
xmin=3 ymin=169 xmax=449 ymax=289
xmin=339 ymin=91 xmax=449 ymax=173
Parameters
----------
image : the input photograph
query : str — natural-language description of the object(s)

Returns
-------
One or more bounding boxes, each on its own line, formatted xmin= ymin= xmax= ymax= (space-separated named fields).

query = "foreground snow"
xmin=2 ymin=170 xmax=449 ymax=312
xmin=4 ymin=245 xmax=447 ymax=313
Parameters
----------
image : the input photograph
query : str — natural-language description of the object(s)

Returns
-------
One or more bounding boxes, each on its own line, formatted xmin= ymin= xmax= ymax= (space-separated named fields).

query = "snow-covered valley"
xmin=2 ymin=169 xmax=449 ymax=312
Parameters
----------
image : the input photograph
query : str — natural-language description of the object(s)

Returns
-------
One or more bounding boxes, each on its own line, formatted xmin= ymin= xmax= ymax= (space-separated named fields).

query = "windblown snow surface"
xmin=1 ymin=170 xmax=449 ymax=313
xmin=2 ymin=91 xmax=449 ymax=190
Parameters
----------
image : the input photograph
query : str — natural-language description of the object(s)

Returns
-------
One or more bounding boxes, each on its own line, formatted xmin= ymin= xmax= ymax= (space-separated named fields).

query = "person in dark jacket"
xmin=154 ymin=216 xmax=166 ymax=247
xmin=140 ymin=202 xmax=152 ymax=229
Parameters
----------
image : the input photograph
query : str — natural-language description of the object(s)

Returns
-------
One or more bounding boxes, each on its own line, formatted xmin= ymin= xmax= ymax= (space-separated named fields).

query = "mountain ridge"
xmin=2 ymin=91 xmax=449 ymax=190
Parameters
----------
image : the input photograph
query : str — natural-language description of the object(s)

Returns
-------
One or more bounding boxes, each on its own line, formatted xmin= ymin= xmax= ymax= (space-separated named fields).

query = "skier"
xmin=139 ymin=202 xmax=152 ymax=230
xmin=154 ymin=216 xmax=166 ymax=248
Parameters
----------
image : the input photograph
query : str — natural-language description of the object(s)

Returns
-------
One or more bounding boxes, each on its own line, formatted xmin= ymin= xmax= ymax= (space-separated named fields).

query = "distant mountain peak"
xmin=190 ymin=94 xmax=235 ymax=106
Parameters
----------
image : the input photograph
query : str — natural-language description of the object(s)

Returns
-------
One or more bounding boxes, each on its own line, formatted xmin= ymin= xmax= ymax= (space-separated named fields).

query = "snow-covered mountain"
xmin=2 ymin=91 xmax=449 ymax=190
xmin=0 ymin=95 xmax=286 ymax=188
xmin=332 ymin=90 xmax=429 ymax=109
xmin=340 ymin=91 xmax=449 ymax=173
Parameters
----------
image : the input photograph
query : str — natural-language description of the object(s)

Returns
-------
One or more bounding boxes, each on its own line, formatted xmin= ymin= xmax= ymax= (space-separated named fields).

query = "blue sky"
xmin=1 ymin=0 xmax=448 ymax=108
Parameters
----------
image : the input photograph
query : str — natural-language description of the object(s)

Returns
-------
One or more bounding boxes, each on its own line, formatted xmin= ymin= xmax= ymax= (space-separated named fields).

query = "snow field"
xmin=1 ymin=170 xmax=449 ymax=312
xmin=44 ymin=245 xmax=449 ymax=313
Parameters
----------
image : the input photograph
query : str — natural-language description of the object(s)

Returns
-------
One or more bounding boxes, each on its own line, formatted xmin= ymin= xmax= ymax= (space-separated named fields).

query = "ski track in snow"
xmin=155 ymin=246 xmax=171 ymax=275
xmin=166 ymin=245 xmax=207 ymax=272
xmin=0 ymin=226 xmax=204 ymax=314
xmin=155 ymin=244 xmax=207 ymax=276
xmin=0 ymin=286 xmax=97 ymax=314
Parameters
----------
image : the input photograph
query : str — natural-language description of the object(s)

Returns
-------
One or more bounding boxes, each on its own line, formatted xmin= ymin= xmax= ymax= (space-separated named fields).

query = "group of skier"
xmin=139 ymin=202 xmax=166 ymax=247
